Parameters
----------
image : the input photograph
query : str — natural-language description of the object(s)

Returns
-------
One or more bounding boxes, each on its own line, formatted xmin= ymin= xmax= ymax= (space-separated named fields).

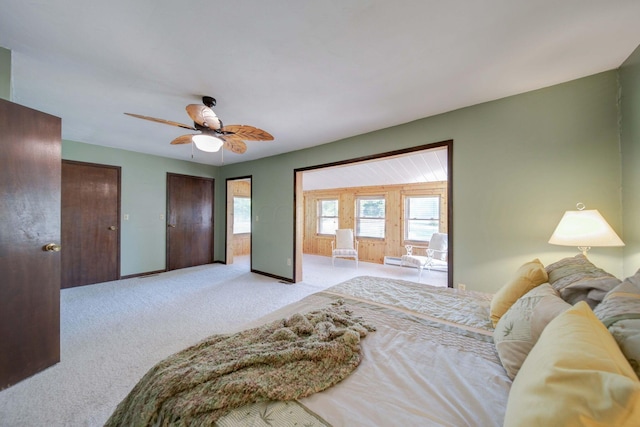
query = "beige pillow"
xmin=503 ymin=302 xmax=640 ymax=427
xmin=494 ymin=284 xmax=570 ymax=379
xmin=546 ymin=254 xmax=620 ymax=307
xmin=490 ymin=259 xmax=548 ymax=327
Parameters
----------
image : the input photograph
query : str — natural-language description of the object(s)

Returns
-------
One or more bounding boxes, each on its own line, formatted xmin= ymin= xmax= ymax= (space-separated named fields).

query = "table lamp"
xmin=548 ymin=203 xmax=624 ymax=256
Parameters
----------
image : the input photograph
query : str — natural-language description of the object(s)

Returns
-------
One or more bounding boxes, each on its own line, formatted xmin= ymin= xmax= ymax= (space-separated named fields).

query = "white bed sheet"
xmin=241 ymin=276 xmax=512 ymax=427
xmin=301 ymin=318 xmax=510 ymax=426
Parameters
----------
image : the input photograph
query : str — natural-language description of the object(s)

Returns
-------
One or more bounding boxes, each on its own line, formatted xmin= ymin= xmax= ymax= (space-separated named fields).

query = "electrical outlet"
xmin=123 ymin=214 xmax=129 ymax=221
xmin=458 ymin=283 xmax=466 ymax=291
xmin=287 ymin=258 xmax=292 ymax=266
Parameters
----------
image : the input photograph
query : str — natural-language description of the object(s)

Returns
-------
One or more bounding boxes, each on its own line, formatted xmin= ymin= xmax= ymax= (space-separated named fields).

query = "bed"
xmin=106 ymin=255 xmax=640 ymax=427
xmin=235 ymin=275 xmax=508 ymax=426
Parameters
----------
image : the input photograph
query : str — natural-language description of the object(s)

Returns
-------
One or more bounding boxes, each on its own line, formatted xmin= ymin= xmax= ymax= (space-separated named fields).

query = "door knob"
xmin=43 ymin=243 xmax=61 ymax=252
xmin=168 ymin=224 xmax=176 ymax=228
xmin=109 ymin=225 xmax=118 ymax=231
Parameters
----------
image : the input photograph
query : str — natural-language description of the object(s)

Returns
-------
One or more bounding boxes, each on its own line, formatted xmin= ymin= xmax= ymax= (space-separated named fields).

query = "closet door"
xmin=0 ymin=98 xmax=61 ymax=390
xmin=166 ymin=173 xmax=214 ymax=271
xmin=61 ymin=160 xmax=121 ymax=288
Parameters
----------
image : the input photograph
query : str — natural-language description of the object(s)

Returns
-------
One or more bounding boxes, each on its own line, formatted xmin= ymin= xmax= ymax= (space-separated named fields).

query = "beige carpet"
xmin=0 ymin=255 xmax=446 ymax=426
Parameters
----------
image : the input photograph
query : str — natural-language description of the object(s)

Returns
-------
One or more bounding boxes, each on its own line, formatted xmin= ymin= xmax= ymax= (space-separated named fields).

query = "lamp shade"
xmin=548 ymin=209 xmax=624 ymax=247
xmin=191 ymin=134 xmax=224 ymax=152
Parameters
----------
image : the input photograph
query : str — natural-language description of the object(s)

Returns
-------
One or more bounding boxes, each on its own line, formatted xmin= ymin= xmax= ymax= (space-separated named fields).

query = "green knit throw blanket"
xmin=105 ymin=300 xmax=375 ymax=426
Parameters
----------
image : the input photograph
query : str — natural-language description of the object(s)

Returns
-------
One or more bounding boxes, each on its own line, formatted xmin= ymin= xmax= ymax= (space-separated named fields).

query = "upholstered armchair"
xmin=331 ymin=229 xmax=359 ymax=268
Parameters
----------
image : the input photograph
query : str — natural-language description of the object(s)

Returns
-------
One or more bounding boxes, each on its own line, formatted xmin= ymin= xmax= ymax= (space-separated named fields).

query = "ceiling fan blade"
xmin=124 ymin=113 xmax=196 ymax=130
xmin=170 ymin=134 xmax=194 ymax=145
xmin=223 ymin=137 xmax=247 ymax=154
xmin=222 ymin=124 xmax=274 ymax=141
xmin=185 ymin=104 xmax=221 ymax=130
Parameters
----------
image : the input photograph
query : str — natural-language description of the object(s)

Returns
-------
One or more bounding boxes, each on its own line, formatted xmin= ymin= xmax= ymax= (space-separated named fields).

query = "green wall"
xmin=220 ymin=71 xmax=624 ymax=292
xmin=620 ymin=45 xmax=640 ymax=277
xmin=3 ymin=44 xmax=632 ymax=291
xmin=0 ymin=46 xmax=11 ymax=100
xmin=62 ymin=141 xmax=217 ymax=276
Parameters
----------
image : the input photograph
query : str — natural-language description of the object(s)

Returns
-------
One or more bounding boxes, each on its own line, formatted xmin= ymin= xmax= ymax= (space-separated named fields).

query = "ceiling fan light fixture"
xmin=125 ymin=96 xmax=272 ymax=158
xmin=191 ymin=134 xmax=224 ymax=152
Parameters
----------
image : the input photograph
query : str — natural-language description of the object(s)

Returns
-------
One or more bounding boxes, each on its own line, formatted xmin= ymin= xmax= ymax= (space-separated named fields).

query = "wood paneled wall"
xmin=303 ymin=182 xmax=447 ymax=264
xmin=231 ymin=180 xmax=251 ymax=256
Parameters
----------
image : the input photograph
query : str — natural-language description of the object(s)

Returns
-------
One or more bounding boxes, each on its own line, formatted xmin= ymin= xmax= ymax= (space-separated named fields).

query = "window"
xmin=317 ymin=199 xmax=339 ymax=234
xmin=356 ymin=196 xmax=386 ymax=238
xmin=233 ymin=196 xmax=251 ymax=234
xmin=405 ymin=196 xmax=440 ymax=241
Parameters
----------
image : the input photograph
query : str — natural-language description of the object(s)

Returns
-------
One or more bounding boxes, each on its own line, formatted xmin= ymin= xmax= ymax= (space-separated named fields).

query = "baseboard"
xmin=384 ymin=256 xmax=405 ymax=266
xmin=251 ymin=269 xmax=294 ymax=284
xmin=120 ymin=269 xmax=166 ymax=279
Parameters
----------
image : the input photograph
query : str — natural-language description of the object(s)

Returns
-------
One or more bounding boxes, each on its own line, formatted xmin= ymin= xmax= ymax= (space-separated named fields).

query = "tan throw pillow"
xmin=490 ymin=259 xmax=548 ymax=327
xmin=546 ymin=254 xmax=620 ymax=307
xmin=503 ymin=302 xmax=640 ymax=427
xmin=494 ymin=284 xmax=570 ymax=379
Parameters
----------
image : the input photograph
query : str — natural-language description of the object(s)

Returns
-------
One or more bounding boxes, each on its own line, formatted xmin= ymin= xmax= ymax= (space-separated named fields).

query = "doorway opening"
xmin=294 ymin=140 xmax=452 ymax=288
xmin=226 ymin=176 xmax=252 ymax=268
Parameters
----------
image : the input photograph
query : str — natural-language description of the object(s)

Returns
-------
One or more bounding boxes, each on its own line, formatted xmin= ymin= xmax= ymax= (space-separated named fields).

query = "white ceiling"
xmin=1 ymin=1 xmax=640 ymax=166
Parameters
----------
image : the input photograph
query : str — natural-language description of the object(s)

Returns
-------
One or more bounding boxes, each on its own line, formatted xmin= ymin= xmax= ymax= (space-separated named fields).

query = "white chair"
xmin=332 ymin=229 xmax=359 ymax=268
xmin=401 ymin=233 xmax=448 ymax=281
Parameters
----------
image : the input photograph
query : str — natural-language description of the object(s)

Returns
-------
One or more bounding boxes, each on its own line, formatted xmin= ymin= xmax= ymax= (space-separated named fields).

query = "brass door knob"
xmin=109 ymin=226 xmax=118 ymax=231
xmin=43 ymin=243 xmax=61 ymax=252
xmin=168 ymin=224 xmax=176 ymax=228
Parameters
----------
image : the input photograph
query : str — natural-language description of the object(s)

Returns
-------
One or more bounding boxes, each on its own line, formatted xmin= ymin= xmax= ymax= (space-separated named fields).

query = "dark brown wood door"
xmin=61 ymin=161 xmax=120 ymax=288
xmin=167 ymin=173 xmax=214 ymax=271
xmin=0 ymin=98 xmax=61 ymax=390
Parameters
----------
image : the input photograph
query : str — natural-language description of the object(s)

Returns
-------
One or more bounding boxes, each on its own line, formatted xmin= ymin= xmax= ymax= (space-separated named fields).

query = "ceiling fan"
xmin=125 ymin=96 xmax=273 ymax=154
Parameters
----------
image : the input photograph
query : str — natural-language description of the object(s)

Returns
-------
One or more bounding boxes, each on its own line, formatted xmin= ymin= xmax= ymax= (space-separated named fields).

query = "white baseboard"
xmin=383 ymin=256 xmax=403 ymax=266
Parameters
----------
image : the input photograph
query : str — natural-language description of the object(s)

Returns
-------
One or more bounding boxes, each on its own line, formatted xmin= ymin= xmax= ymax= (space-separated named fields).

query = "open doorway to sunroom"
xmin=295 ymin=141 xmax=452 ymax=288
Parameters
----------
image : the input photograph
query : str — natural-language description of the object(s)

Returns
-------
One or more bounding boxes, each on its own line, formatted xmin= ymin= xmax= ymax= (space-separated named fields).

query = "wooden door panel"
xmin=0 ymin=98 xmax=61 ymax=390
xmin=168 ymin=224 xmax=213 ymax=268
xmin=61 ymin=161 xmax=120 ymax=288
xmin=167 ymin=174 xmax=214 ymax=271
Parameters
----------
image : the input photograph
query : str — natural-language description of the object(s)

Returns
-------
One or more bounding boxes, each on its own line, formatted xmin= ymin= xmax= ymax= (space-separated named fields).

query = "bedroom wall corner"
xmin=62 ymin=140 xmax=218 ymax=277
xmin=216 ymin=156 xmax=296 ymax=278
xmin=218 ymin=71 xmax=623 ymax=292
xmin=453 ymin=70 xmax=623 ymax=290
xmin=619 ymin=43 xmax=640 ymax=277
xmin=0 ymin=46 xmax=11 ymax=101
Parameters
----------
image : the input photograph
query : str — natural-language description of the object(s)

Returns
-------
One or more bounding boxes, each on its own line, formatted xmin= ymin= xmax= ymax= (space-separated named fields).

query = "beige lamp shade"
xmin=548 ymin=209 xmax=624 ymax=255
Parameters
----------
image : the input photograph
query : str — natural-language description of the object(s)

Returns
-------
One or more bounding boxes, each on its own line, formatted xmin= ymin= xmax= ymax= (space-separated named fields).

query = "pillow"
xmin=609 ymin=319 xmax=640 ymax=379
xmin=546 ymin=254 xmax=620 ymax=307
xmin=594 ymin=269 xmax=640 ymax=378
xmin=493 ymin=284 xmax=570 ymax=379
xmin=490 ymin=259 xmax=548 ymax=327
xmin=503 ymin=301 xmax=640 ymax=427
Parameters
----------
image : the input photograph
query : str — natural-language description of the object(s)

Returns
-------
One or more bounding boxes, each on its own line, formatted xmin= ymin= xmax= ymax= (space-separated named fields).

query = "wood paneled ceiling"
xmin=303 ymin=148 xmax=447 ymax=191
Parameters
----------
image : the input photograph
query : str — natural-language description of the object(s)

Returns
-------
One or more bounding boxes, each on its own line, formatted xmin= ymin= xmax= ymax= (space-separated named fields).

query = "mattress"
xmin=229 ymin=275 xmax=511 ymax=426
